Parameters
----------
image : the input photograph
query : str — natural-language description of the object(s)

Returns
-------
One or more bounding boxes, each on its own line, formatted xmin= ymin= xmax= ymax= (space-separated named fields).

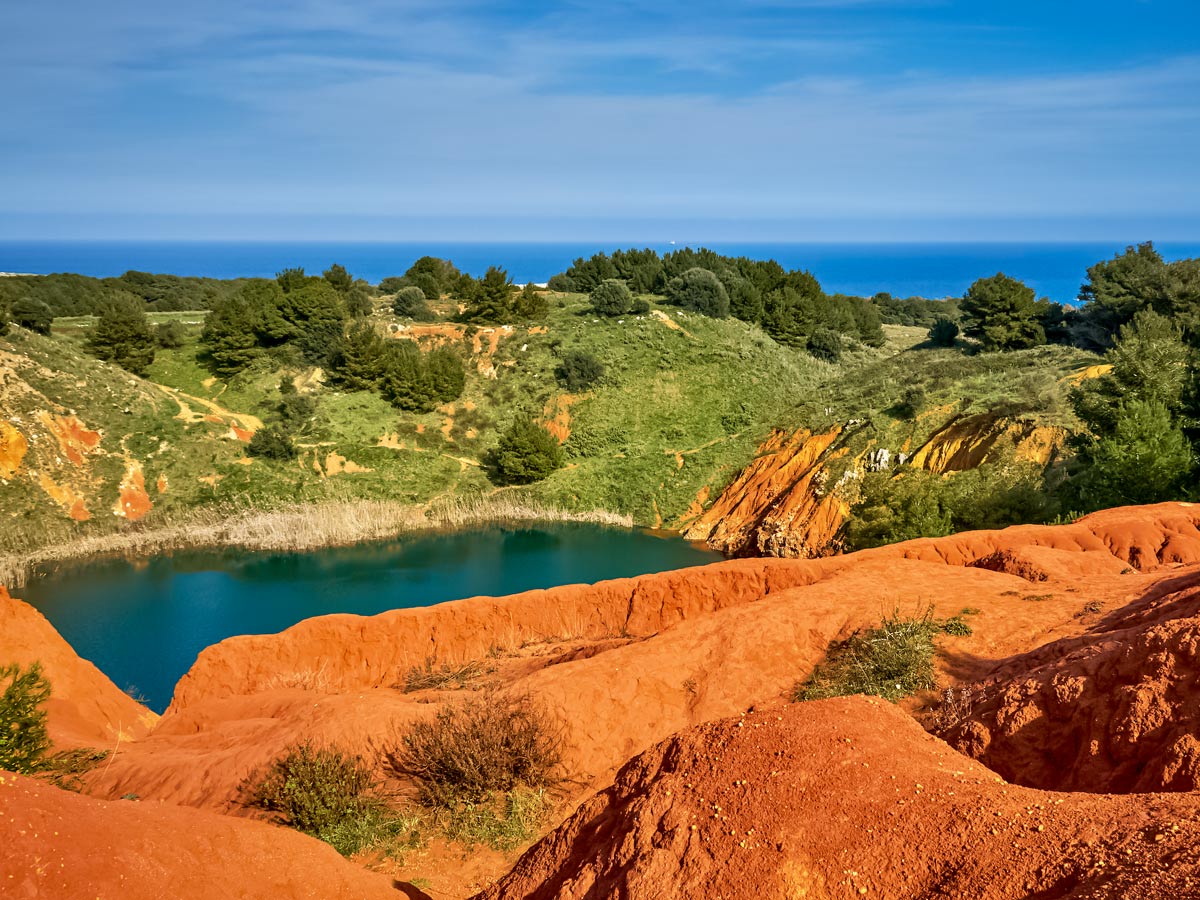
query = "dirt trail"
xmin=155 ymin=383 xmax=263 ymax=431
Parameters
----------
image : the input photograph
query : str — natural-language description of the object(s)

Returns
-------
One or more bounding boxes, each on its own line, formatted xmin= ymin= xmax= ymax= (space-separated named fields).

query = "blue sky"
xmin=2 ymin=0 xmax=1198 ymax=241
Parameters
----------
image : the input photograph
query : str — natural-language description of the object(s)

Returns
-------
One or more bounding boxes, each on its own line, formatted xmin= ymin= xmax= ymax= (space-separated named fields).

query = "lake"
xmin=20 ymin=524 xmax=721 ymax=713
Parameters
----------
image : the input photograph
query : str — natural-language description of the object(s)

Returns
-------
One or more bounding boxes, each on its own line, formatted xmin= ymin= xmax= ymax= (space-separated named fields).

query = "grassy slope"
xmin=1 ymin=296 xmax=1100 ymax=557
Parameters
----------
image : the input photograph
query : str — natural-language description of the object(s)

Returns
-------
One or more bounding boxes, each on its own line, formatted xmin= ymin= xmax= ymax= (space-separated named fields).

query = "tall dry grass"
xmin=0 ymin=494 xmax=632 ymax=588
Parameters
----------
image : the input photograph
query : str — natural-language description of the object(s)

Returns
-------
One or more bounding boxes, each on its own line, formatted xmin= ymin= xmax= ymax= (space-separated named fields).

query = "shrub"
xmin=0 ymin=661 xmax=52 ymax=775
xmin=401 ymin=657 xmax=490 ymax=693
xmin=247 ymin=741 xmax=404 ymax=857
xmin=794 ymin=607 xmax=968 ymax=703
xmin=386 ymin=691 xmax=563 ymax=808
xmin=630 ymin=298 xmax=650 ymax=315
xmin=588 ymin=279 xmax=633 ymax=317
xmin=892 ymin=386 xmax=925 ymax=420
xmin=484 ymin=417 xmax=563 ymax=484
xmin=514 ymin=283 xmax=549 ymax=321
xmin=555 ymin=350 xmax=605 ymax=392
xmin=546 ymin=273 xmax=576 ymax=293
xmin=393 ymin=286 xmax=432 ymax=320
xmin=11 ymin=297 xmax=54 ymax=335
xmin=928 ymin=317 xmax=960 ymax=347
xmin=807 ymin=327 xmax=843 ymax=362
xmin=247 ymin=425 xmax=297 ymax=460
xmin=666 ymin=267 xmax=730 ymax=318
xmin=155 ymin=321 xmax=187 ymax=348
xmin=842 ymin=470 xmax=953 ymax=550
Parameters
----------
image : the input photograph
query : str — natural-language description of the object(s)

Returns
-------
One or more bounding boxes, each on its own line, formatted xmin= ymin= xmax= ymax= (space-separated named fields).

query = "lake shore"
xmin=0 ymin=495 xmax=634 ymax=588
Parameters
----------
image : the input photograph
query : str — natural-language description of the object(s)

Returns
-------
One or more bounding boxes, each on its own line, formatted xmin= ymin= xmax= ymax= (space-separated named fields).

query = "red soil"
xmin=0 ymin=773 xmax=406 ymax=900
xmin=478 ymin=697 xmax=1200 ymax=900
xmin=0 ymin=420 xmax=29 ymax=479
xmin=936 ymin=573 xmax=1200 ymax=793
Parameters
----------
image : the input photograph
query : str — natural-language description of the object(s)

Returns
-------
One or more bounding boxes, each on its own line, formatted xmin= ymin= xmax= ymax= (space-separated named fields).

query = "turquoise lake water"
xmin=21 ymin=524 xmax=721 ymax=713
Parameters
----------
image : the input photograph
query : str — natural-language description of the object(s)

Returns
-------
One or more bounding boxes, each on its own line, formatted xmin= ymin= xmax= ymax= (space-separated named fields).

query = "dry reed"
xmin=0 ymin=494 xmax=632 ymax=588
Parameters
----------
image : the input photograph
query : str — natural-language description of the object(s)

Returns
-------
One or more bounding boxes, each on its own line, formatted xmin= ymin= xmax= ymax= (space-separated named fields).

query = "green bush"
xmin=0 ymin=661 xmax=52 ymax=775
xmin=247 ymin=425 xmax=297 ymax=460
xmin=155 ymin=321 xmax=187 ymax=349
xmin=588 ymin=279 xmax=633 ymax=317
xmin=392 ymin=286 xmax=432 ymax=320
xmin=666 ymin=267 xmax=730 ymax=318
xmin=484 ymin=417 xmax=563 ymax=484
xmin=928 ymin=317 xmax=960 ymax=347
xmin=386 ymin=691 xmax=563 ymax=808
xmin=842 ymin=470 xmax=954 ymax=550
xmin=807 ymin=327 xmax=843 ymax=362
xmin=11 ymin=298 xmax=54 ymax=335
xmin=961 ymin=273 xmax=1046 ymax=351
xmin=555 ymin=350 xmax=605 ymax=392
xmin=794 ymin=607 xmax=968 ymax=703
xmin=247 ymin=742 xmax=402 ymax=857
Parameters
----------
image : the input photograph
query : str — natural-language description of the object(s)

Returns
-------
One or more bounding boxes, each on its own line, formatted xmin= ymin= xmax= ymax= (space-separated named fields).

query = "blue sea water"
xmin=3 ymin=240 xmax=1200 ymax=305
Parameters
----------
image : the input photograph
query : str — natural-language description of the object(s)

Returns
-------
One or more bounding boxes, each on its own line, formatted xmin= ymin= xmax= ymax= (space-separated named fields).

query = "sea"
xmin=3 ymin=240 xmax=1200 ymax=305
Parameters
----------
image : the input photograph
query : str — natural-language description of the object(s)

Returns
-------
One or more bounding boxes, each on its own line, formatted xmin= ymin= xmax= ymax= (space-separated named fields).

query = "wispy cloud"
xmin=2 ymin=0 xmax=1198 ymax=238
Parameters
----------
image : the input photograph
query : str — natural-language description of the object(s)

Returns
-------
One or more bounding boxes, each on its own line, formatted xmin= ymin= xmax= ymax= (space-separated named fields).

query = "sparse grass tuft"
xmin=794 ymin=606 xmax=972 ymax=703
xmin=437 ymin=786 xmax=551 ymax=851
xmin=400 ymin=657 xmax=491 ymax=693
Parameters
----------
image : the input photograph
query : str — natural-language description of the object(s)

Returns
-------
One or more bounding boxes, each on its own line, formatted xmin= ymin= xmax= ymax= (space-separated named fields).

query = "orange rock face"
xmin=0 ymin=420 xmax=29 ymax=479
xmin=0 ymin=773 xmax=404 ymax=900
xmin=910 ymin=413 xmax=1066 ymax=472
xmin=0 ymin=586 xmax=155 ymax=747
xmin=36 ymin=471 xmax=91 ymax=521
xmin=478 ymin=697 xmax=1200 ymax=900
xmin=13 ymin=505 xmax=1200 ymax=897
xmin=687 ymin=416 xmax=1068 ymax=559
xmin=682 ymin=427 xmax=847 ymax=556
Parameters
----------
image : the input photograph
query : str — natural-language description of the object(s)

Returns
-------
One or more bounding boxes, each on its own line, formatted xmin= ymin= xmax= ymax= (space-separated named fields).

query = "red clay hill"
xmin=6 ymin=503 xmax=1200 ymax=897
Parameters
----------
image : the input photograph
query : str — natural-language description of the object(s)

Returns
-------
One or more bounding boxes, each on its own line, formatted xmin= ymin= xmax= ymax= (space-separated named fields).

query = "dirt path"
xmin=155 ymin=384 xmax=264 ymax=431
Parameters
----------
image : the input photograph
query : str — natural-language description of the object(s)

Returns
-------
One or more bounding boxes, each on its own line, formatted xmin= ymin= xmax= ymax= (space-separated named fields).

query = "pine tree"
xmin=87 ymin=293 xmax=156 ymax=375
xmin=960 ymin=273 xmax=1046 ymax=351
xmin=459 ymin=266 xmax=516 ymax=324
xmin=484 ymin=417 xmax=563 ymax=484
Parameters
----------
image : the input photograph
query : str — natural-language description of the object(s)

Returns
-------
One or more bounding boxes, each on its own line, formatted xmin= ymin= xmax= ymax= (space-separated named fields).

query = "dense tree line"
xmin=548 ymin=247 xmax=885 ymax=353
xmin=0 ymin=271 xmax=248 ymax=318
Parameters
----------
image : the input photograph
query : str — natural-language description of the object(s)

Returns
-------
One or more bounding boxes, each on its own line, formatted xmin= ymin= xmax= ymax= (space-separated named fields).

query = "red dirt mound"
xmin=0 ymin=586 xmax=155 ymax=748
xmin=935 ymin=571 xmax=1200 ymax=794
xmin=0 ymin=772 xmax=406 ymax=900
xmin=478 ymin=697 xmax=1200 ymax=900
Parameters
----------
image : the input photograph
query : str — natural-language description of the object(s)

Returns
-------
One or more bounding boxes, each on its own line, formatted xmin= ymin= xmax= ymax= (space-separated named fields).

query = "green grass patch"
xmin=794 ymin=606 xmax=973 ymax=703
